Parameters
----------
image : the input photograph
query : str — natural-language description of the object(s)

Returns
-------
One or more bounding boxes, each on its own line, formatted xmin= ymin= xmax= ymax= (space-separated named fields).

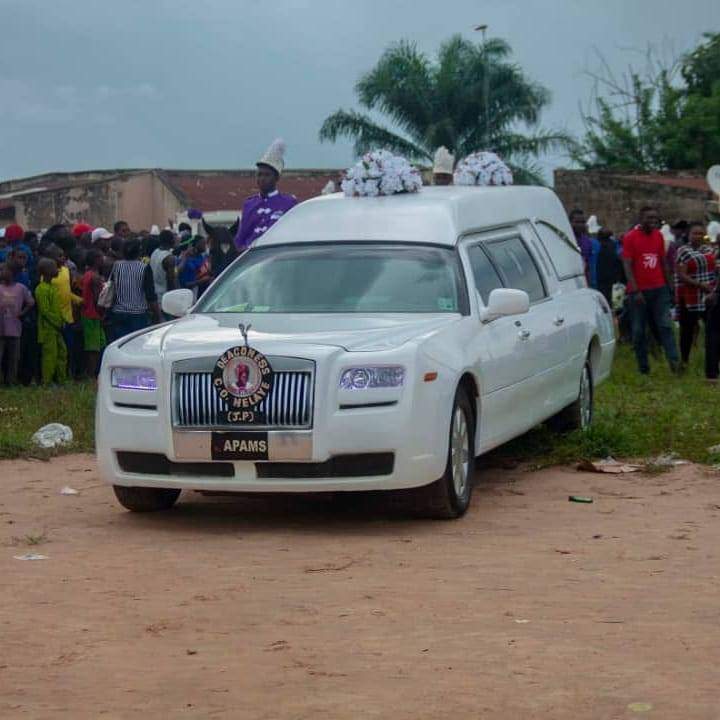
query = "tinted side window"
xmin=534 ymin=222 xmax=584 ymax=280
xmin=486 ymin=237 xmax=546 ymax=303
xmin=467 ymin=245 xmax=504 ymax=304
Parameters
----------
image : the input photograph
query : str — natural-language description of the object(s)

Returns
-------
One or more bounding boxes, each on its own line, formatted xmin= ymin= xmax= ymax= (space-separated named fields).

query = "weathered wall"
xmin=0 ymin=170 xmax=143 ymax=195
xmin=15 ymin=182 xmax=117 ymax=229
xmin=11 ymin=172 xmax=185 ymax=231
xmin=554 ymin=169 xmax=714 ymax=233
xmin=150 ymin=176 xmax=184 ymax=229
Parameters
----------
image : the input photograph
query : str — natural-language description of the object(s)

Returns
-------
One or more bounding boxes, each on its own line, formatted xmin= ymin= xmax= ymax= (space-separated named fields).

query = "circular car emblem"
xmin=212 ymin=346 xmax=274 ymax=422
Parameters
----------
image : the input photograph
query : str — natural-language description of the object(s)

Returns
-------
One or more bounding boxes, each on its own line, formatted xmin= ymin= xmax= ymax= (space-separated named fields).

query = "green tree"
xmin=670 ymin=32 xmax=720 ymax=168
xmin=575 ymin=33 xmax=720 ymax=171
xmin=682 ymin=32 xmax=720 ymax=96
xmin=319 ymin=35 xmax=572 ymax=184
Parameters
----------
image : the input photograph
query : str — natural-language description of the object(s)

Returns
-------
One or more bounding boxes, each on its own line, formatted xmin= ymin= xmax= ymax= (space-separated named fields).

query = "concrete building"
xmin=0 ymin=168 xmax=341 ymax=231
xmin=554 ymin=169 xmax=718 ymax=232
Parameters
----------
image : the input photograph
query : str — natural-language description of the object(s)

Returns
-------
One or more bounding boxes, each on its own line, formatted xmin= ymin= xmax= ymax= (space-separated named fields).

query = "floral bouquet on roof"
xmin=341 ymin=150 xmax=423 ymax=197
xmin=454 ymin=151 xmax=513 ymax=187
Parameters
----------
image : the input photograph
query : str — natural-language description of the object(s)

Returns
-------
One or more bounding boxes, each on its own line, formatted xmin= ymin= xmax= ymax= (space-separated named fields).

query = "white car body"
xmin=97 ymin=186 xmax=615 ymax=497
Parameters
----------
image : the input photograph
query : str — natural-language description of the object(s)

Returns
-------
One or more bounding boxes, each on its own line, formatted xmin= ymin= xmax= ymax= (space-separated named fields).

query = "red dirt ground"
xmin=2 ymin=454 xmax=719 ymax=719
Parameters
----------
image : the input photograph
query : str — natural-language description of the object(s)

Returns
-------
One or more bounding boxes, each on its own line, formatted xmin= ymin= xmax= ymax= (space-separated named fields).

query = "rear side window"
xmin=485 ymin=237 xmax=546 ymax=303
xmin=534 ymin=221 xmax=584 ymax=280
xmin=467 ymin=245 xmax=504 ymax=304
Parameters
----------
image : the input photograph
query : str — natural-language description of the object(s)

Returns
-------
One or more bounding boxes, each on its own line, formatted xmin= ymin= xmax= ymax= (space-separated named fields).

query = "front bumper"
xmin=96 ymin=379 xmax=452 ymax=494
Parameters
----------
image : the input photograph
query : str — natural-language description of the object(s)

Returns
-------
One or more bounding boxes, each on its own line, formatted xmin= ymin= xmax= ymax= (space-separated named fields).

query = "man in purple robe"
xmin=235 ymin=138 xmax=298 ymax=250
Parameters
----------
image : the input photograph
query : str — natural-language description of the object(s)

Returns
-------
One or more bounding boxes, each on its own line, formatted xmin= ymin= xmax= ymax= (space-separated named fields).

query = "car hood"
xmin=120 ymin=313 xmax=462 ymax=355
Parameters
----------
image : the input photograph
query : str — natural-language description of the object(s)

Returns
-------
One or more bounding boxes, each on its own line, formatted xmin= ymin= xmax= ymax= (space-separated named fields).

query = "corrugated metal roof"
xmin=159 ymin=170 xmax=341 ymax=211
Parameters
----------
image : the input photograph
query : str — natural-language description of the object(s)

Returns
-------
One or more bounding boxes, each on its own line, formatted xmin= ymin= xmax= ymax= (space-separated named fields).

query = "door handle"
xmin=518 ymin=329 xmax=531 ymax=340
xmin=553 ymin=316 xmax=565 ymax=326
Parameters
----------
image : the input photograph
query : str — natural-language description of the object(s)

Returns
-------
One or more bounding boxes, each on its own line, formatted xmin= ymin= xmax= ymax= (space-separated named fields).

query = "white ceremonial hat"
xmin=257 ymin=138 xmax=286 ymax=176
xmin=433 ymin=146 xmax=455 ymax=175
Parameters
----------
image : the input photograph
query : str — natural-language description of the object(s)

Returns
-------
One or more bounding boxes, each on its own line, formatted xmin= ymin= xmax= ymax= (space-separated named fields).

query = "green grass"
xmin=0 ymin=382 xmax=96 ymax=459
xmin=490 ymin=341 xmax=719 ymax=467
xmin=0 ymin=342 xmax=717 ymax=464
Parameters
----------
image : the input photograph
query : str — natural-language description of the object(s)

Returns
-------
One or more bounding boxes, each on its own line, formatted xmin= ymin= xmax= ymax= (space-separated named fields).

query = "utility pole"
xmin=474 ymin=24 xmax=490 ymax=146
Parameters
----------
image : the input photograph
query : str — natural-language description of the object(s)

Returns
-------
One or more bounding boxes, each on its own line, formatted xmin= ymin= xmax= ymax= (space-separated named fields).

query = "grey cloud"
xmin=0 ymin=0 xmax=718 ymax=179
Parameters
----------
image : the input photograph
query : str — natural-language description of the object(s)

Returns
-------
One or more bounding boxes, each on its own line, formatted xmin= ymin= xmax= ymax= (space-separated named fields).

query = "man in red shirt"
xmin=622 ymin=206 xmax=680 ymax=374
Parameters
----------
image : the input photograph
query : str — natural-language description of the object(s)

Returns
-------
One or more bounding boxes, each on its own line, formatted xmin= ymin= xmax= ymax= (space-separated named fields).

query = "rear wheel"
xmin=113 ymin=485 xmax=181 ymax=512
xmin=411 ymin=387 xmax=475 ymax=519
xmin=548 ymin=360 xmax=593 ymax=433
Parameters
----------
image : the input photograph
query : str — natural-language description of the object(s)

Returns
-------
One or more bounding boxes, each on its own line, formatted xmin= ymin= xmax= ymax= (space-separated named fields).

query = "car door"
xmin=529 ymin=220 xmax=588 ymax=405
xmin=482 ymin=232 xmax=570 ymax=421
xmin=462 ymin=235 xmax=547 ymax=448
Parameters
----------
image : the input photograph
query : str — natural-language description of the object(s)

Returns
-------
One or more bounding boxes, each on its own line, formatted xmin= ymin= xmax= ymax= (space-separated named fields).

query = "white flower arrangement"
xmin=454 ymin=151 xmax=513 ymax=187
xmin=341 ymin=150 xmax=423 ymax=197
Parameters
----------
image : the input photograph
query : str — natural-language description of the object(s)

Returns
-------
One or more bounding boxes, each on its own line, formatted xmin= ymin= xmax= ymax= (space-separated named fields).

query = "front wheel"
xmin=411 ymin=387 xmax=475 ymax=519
xmin=548 ymin=361 xmax=593 ymax=433
xmin=113 ymin=485 xmax=181 ymax=512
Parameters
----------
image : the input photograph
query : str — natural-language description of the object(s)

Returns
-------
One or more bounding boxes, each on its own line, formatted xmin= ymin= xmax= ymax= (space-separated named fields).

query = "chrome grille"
xmin=175 ymin=370 xmax=313 ymax=428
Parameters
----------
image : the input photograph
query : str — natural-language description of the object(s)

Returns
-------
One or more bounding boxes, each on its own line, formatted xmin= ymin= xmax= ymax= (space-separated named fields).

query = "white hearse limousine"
xmin=96 ymin=186 xmax=615 ymax=518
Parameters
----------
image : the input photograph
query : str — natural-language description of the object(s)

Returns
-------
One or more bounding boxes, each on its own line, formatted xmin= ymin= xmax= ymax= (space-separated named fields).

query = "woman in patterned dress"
xmin=675 ymin=222 xmax=715 ymax=372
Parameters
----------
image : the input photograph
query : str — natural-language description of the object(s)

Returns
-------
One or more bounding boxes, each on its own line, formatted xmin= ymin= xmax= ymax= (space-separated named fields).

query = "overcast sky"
xmin=1 ymin=0 xmax=718 ymax=182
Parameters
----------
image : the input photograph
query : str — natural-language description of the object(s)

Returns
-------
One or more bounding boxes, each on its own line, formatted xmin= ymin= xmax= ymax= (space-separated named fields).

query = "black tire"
xmin=411 ymin=387 xmax=475 ymax=519
xmin=548 ymin=360 xmax=593 ymax=433
xmin=113 ymin=485 xmax=181 ymax=512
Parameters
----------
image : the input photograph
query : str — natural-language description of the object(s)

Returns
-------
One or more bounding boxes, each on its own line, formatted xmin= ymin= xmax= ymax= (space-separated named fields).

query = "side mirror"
xmin=480 ymin=288 xmax=530 ymax=323
xmin=162 ymin=289 xmax=194 ymax=317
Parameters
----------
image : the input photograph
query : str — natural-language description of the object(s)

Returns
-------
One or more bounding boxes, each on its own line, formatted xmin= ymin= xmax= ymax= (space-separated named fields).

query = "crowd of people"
xmin=569 ymin=206 xmax=720 ymax=381
xmin=0 ymin=138 xmax=299 ymax=387
xmin=0 ymin=219 xmax=240 ymax=385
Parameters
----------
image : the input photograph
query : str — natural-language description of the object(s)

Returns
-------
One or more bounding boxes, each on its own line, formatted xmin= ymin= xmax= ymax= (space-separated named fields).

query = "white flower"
xmin=454 ymin=151 xmax=513 ymax=186
xmin=342 ymin=150 xmax=423 ymax=197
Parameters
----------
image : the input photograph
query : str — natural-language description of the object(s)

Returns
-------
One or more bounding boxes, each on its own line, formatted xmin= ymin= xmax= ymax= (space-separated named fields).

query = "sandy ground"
xmin=2 ymin=455 xmax=719 ymax=719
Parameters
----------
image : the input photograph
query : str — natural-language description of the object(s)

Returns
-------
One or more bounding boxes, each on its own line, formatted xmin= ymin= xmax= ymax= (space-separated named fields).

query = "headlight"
xmin=339 ymin=366 xmax=405 ymax=390
xmin=111 ymin=367 xmax=157 ymax=391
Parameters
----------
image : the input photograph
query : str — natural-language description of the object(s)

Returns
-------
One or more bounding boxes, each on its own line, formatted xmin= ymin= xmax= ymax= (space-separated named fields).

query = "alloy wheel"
xmin=451 ymin=406 xmax=470 ymax=497
xmin=580 ymin=365 xmax=592 ymax=429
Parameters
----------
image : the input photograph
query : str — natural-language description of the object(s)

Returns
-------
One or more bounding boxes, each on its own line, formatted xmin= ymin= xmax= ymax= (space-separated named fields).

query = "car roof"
xmin=254 ymin=185 xmax=571 ymax=248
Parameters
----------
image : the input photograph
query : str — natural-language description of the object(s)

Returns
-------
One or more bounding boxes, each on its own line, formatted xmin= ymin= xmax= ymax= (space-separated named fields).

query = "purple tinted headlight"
xmin=111 ymin=367 xmax=157 ymax=391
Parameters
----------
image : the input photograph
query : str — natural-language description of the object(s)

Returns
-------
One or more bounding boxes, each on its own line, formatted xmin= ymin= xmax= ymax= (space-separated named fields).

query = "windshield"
xmin=196 ymin=243 xmax=466 ymax=314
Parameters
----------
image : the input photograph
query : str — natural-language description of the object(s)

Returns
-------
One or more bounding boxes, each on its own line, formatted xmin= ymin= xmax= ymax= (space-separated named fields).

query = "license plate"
xmin=211 ymin=431 xmax=269 ymax=461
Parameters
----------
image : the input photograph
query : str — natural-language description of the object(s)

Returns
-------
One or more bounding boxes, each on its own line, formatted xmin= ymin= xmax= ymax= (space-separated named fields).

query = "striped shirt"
xmin=111 ymin=260 xmax=157 ymax=314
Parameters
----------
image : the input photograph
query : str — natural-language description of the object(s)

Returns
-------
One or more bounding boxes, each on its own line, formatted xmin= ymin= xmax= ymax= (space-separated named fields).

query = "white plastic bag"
xmin=32 ymin=423 xmax=73 ymax=449
xmin=97 ymin=279 xmax=115 ymax=309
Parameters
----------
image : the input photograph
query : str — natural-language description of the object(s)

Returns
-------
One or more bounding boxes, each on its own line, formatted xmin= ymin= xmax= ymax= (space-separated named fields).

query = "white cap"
xmin=587 ymin=215 xmax=602 ymax=234
xmin=91 ymin=227 xmax=112 ymax=243
xmin=150 ymin=224 xmax=160 ymax=236
xmin=257 ymin=138 xmax=286 ymax=176
xmin=321 ymin=180 xmax=336 ymax=195
xmin=433 ymin=146 xmax=455 ymax=175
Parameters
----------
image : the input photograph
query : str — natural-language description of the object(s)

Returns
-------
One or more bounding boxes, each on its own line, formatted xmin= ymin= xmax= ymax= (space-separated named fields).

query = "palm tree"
xmin=319 ymin=35 xmax=573 ymax=184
